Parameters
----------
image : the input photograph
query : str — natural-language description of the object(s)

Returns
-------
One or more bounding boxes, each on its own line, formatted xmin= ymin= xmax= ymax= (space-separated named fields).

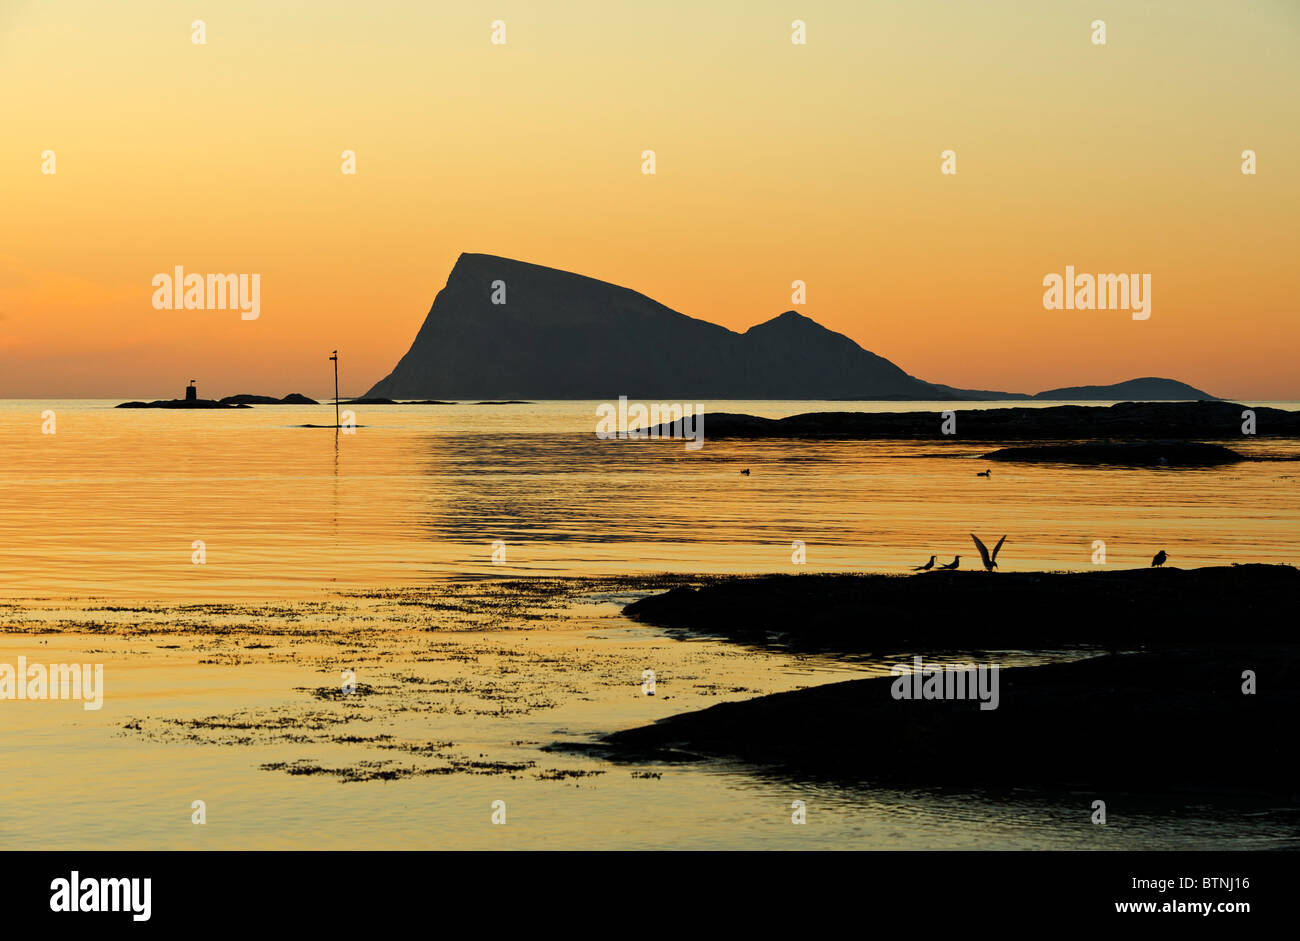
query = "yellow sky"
xmin=2 ymin=0 xmax=1297 ymax=398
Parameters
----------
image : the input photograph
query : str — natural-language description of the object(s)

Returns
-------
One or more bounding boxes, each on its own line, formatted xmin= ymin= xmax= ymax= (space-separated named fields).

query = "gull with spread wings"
xmin=970 ymin=533 xmax=1007 ymax=572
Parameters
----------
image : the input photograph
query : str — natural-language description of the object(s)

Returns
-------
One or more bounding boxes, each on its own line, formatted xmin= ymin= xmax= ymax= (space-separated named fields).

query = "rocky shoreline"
xmin=623 ymin=566 xmax=1300 ymax=651
xmin=604 ymin=566 xmax=1300 ymax=796
xmin=600 ymin=647 xmax=1295 ymax=795
xmin=643 ymin=401 xmax=1299 ymax=439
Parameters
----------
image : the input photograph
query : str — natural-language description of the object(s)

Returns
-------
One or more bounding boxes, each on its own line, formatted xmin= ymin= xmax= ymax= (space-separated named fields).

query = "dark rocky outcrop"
xmin=643 ymin=401 xmax=1299 ymax=440
xmin=622 ymin=566 xmax=1300 ymax=651
xmin=607 ymin=566 xmax=1300 ymax=793
xmin=218 ymin=393 xmax=318 ymax=405
xmin=116 ymin=398 xmax=249 ymax=409
xmin=117 ymin=393 xmax=315 ymax=408
xmin=600 ymin=647 xmax=1297 ymax=794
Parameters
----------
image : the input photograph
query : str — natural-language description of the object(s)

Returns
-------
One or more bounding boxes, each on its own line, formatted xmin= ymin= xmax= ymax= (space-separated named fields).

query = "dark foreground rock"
xmin=981 ymin=441 xmax=1247 ymax=465
xmin=601 ymin=648 xmax=1297 ymax=795
xmin=645 ymin=401 xmax=1299 ymax=439
xmin=624 ymin=566 xmax=1300 ymax=652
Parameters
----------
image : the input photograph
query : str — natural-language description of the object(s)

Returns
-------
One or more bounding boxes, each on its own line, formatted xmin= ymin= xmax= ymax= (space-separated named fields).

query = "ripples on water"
xmin=2 ymin=399 xmax=1297 ymax=849
xmin=3 ymin=399 xmax=1298 ymax=599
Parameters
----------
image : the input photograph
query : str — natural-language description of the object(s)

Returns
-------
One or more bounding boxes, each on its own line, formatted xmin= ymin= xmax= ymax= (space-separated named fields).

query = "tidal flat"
xmin=3 ymin=574 xmax=1298 ymax=850
xmin=0 ymin=577 xmax=873 ymax=849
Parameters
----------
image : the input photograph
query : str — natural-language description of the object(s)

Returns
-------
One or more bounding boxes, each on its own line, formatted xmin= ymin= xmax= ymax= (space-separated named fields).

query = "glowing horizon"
xmin=2 ymin=0 xmax=1298 ymax=399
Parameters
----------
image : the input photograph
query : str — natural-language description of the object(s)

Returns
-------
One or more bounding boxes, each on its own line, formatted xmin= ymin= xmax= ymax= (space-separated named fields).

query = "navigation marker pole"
xmin=329 ymin=350 xmax=339 ymax=429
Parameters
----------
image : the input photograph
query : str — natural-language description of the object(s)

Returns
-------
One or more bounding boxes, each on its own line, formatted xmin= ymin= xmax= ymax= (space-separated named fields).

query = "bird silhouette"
xmin=740 ymin=469 xmax=751 ymax=476
xmin=913 ymin=555 xmax=936 ymax=571
xmin=1152 ymin=550 xmax=1167 ymax=567
xmin=970 ymin=534 xmax=1008 ymax=572
xmin=938 ymin=555 xmax=960 ymax=570
xmin=976 ymin=469 xmax=991 ymax=477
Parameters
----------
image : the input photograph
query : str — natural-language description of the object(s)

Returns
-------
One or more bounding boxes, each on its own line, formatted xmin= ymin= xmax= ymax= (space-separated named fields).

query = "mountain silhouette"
xmin=366 ymin=254 xmax=1213 ymax=401
xmin=366 ymin=254 xmax=951 ymax=399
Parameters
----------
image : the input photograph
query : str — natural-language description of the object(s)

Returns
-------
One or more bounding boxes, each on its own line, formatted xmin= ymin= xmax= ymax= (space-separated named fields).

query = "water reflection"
xmin=1 ymin=400 xmax=1297 ymax=599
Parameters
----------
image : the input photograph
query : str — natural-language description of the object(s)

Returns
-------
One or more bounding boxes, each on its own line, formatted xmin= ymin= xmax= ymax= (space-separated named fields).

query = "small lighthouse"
xmin=185 ymin=379 xmax=197 ymax=402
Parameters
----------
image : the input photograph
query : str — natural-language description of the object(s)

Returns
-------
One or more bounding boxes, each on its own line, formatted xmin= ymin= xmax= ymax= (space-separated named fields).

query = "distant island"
xmin=342 ymin=397 xmax=456 ymax=405
xmin=365 ymin=253 xmax=1219 ymax=401
xmin=117 ymin=384 xmax=318 ymax=408
xmin=218 ymin=393 xmax=318 ymax=406
xmin=117 ymin=398 xmax=248 ymax=409
xmin=340 ymin=398 xmax=529 ymax=405
xmin=1030 ymin=377 xmax=1215 ymax=400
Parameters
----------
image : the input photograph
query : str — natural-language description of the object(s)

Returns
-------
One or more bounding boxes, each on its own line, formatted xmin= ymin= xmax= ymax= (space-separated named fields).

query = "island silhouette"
xmin=117 ymin=382 xmax=318 ymax=408
xmin=366 ymin=253 xmax=1218 ymax=402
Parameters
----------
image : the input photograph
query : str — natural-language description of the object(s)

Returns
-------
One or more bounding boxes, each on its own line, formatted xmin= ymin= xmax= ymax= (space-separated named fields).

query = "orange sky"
xmin=2 ymin=0 xmax=1298 ymax=399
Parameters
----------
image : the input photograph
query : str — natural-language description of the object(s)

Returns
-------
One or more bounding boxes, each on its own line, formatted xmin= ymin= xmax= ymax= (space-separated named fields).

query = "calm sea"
xmin=3 ymin=399 xmax=1298 ymax=599
xmin=2 ymin=399 xmax=1297 ymax=850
